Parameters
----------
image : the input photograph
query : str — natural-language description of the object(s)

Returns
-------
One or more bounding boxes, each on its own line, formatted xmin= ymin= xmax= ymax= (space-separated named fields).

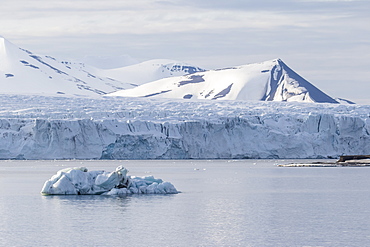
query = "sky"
xmin=1 ymin=0 xmax=370 ymax=103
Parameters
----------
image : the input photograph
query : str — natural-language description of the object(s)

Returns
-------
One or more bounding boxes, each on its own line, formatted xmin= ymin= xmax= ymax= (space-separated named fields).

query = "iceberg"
xmin=41 ymin=166 xmax=178 ymax=195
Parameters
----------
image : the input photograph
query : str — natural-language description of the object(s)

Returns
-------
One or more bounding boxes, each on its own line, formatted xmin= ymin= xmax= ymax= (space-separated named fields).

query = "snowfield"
xmin=0 ymin=94 xmax=369 ymax=160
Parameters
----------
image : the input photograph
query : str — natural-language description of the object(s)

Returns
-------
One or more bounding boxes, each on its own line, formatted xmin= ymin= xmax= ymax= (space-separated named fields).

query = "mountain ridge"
xmin=0 ymin=36 xmax=349 ymax=103
xmin=109 ymin=58 xmax=340 ymax=103
xmin=101 ymin=59 xmax=206 ymax=86
xmin=0 ymin=36 xmax=204 ymax=96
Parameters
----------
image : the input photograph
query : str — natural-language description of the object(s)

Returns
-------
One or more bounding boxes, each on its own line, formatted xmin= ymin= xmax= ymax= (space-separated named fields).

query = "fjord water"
xmin=1 ymin=160 xmax=370 ymax=246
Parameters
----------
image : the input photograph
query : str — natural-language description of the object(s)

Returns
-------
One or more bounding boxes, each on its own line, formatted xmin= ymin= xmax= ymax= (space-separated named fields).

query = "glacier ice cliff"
xmin=0 ymin=94 xmax=369 ymax=159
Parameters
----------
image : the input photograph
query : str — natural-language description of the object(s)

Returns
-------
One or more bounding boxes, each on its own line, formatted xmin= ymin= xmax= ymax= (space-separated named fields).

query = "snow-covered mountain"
xmin=109 ymin=59 xmax=339 ymax=103
xmin=0 ymin=36 xmax=204 ymax=96
xmin=0 ymin=94 xmax=368 ymax=160
xmin=0 ymin=36 xmax=348 ymax=103
xmin=0 ymin=36 xmax=134 ymax=95
xmin=101 ymin=59 xmax=205 ymax=86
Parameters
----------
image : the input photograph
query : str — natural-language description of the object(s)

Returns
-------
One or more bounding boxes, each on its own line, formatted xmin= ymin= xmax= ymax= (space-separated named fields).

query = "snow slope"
xmin=101 ymin=59 xmax=205 ymax=86
xmin=0 ymin=94 xmax=369 ymax=160
xmin=109 ymin=59 xmax=339 ymax=103
xmin=0 ymin=36 xmax=204 ymax=95
xmin=0 ymin=36 xmax=135 ymax=95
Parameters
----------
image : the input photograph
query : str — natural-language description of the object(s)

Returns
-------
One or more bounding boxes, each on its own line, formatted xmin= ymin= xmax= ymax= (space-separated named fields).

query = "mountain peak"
xmin=0 ymin=36 xmax=21 ymax=57
xmin=272 ymin=59 xmax=338 ymax=103
xmin=0 ymin=35 xmax=13 ymax=47
xmin=0 ymin=35 xmax=7 ymax=50
xmin=0 ymin=36 xmax=15 ymax=69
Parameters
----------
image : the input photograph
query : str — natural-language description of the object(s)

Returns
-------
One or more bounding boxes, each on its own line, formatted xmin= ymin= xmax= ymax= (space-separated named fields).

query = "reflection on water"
xmin=1 ymin=160 xmax=370 ymax=246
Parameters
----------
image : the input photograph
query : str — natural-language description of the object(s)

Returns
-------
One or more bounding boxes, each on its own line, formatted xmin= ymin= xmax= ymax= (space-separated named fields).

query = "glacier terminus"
xmin=0 ymin=94 xmax=369 ymax=160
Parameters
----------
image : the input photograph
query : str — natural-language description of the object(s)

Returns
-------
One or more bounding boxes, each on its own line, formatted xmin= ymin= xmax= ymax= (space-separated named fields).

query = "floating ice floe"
xmin=278 ymin=156 xmax=370 ymax=167
xmin=41 ymin=165 xmax=178 ymax=195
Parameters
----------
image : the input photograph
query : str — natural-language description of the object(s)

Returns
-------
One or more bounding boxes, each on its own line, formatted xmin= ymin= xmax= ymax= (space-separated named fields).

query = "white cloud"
xmin=1 ymin=0 xmax=354 ymax=38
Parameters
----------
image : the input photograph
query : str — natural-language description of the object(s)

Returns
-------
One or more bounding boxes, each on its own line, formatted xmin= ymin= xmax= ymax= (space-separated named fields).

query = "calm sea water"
xmin=1 ymin=159 xmax=370 ymax=247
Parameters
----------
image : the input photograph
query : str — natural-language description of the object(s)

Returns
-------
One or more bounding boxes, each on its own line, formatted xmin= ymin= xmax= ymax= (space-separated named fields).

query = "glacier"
xmin=0 ymin=94 xmax=369 ymax=160
xmin=41 ymin=165 xmax=178 ymax=195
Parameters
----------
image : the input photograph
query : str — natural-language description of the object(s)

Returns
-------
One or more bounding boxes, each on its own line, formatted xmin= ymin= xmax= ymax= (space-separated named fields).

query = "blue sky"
xmin=1 ymin=0 xmax=370 ymax=103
